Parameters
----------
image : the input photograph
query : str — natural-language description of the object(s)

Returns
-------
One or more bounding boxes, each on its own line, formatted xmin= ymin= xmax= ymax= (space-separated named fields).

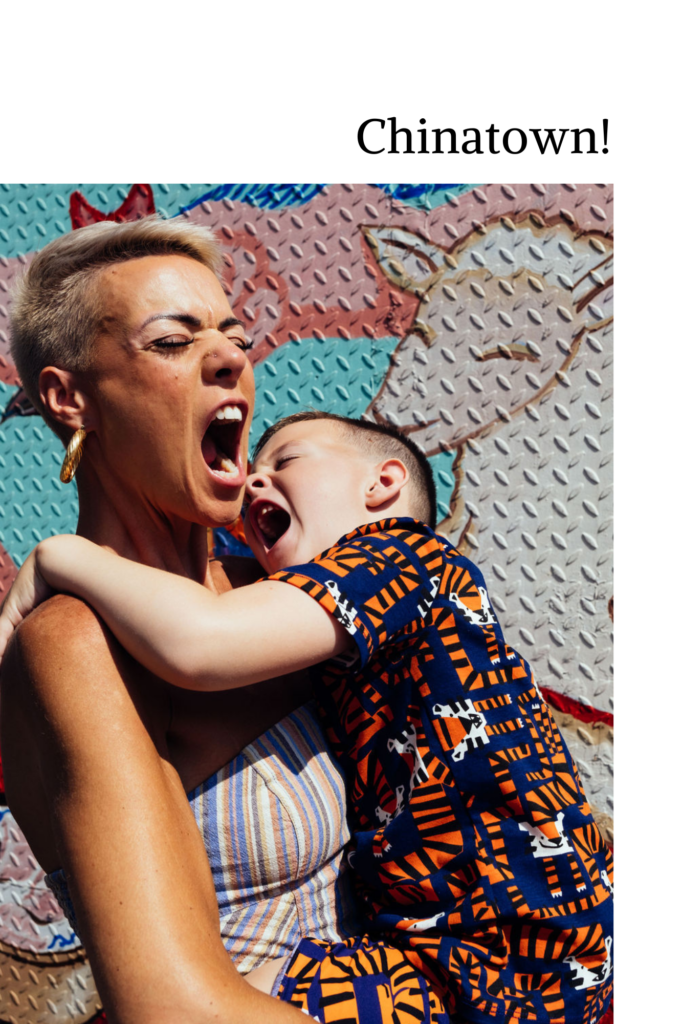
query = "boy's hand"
xmin=0 ymin=547 xmax=54 ymax=660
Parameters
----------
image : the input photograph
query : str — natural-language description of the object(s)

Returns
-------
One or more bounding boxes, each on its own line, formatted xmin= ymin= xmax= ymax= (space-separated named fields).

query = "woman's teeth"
xmin=214 ymin=457 xmax=238 ymax=478
xmin=203 ymin=405 xmax=243 ymax=478
xmin=213 ymin=406 xmax=242 ymax=422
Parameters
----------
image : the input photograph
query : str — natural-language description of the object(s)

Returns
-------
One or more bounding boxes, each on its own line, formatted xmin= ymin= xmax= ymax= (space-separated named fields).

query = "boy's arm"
xmin=0 ymin=535 xmax=351 ymax=691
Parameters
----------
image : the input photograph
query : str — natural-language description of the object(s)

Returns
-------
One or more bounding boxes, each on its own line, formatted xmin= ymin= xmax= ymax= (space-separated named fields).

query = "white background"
xmin=5 ymin=2 xmax=679 ymax=1018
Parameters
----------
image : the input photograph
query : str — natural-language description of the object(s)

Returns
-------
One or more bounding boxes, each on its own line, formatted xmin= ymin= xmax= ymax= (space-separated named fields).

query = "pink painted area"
xmin=0 ymin=254 xmax=27 ymax=386
xmin=0 ymin=811 xmax=71 ymax=952
xmin=399 ymin=183 xmax=614 ymax=250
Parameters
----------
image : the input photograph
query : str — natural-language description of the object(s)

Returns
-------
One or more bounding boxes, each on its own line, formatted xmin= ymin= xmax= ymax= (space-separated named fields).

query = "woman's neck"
xmin=73 ymin=479 xmax=215 ymax=588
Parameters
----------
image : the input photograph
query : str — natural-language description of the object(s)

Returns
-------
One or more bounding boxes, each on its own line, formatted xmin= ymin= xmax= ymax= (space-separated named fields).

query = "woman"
xmin=0 ymin=218 xmax=359 ymax=1023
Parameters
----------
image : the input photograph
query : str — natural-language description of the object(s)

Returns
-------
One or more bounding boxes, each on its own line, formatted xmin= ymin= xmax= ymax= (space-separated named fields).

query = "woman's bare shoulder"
xmin=15 ymin=591 xmax=109 ymax=643
xmin=5 ymin=593 xmax=118 ymax=683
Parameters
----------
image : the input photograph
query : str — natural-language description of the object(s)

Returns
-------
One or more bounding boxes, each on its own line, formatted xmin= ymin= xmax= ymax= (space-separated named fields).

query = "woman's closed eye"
xmin=152 ymin=334 xmax=193 ymax=351
xmin=229 ymin=335 xmax=254 ymax=353
xmin=150 ymin=328 xmax=252 ymax=354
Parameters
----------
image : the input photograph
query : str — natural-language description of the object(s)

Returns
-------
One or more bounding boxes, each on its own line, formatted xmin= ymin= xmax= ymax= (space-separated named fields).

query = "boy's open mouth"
xmin=201 ymin=405 xmax=245 ymax=480
xmin=250 ymin=501 xmax=292 ymax=548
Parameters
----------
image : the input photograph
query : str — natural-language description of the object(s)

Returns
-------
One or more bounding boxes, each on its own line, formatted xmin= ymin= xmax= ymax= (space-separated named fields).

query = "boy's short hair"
xmin=10 ymin=216 xmax=223 ymax=426
xmin=253 ymin=410 xmax=438 ymax=529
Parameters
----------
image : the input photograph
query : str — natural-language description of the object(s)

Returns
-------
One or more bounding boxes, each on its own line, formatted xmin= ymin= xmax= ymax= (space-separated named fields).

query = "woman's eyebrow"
xmin=139 ymin=312 xmax=201 ymax=331
xmin=138 ymin=313 xmax=246 ymax=331
xmin=219 ymin=316 xmax=246 ymax=331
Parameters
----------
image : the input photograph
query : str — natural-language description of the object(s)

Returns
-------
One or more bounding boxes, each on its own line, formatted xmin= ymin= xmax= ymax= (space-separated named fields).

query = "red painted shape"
xmin=69 ymin=184 xmax=155 ymax=230
xmin=1 ymin=387 xmax=37 ymax=418
xmin=0 ymin=541 xmax=18 ymax=801
xmin=0 ymin=354 xmax=21 ymax=388
xmin=221 ymin=229 xmax=419 ymax=367
xmin=185 ymin=187 xmax=421 ymax=367
xmin=542 ymin=686 xmax=613 ymax=728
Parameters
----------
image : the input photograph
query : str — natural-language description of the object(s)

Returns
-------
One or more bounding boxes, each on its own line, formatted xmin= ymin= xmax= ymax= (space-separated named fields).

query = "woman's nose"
xmin=202 ymin=335 xmax=247 ymax=382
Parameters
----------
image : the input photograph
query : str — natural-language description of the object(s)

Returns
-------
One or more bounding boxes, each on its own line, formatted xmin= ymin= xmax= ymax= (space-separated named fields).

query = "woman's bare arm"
xmin=0 ymin=594 xmax=306 ymax=1024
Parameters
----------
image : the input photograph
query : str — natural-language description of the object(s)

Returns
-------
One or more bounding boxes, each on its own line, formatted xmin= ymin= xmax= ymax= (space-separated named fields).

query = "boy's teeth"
xmin=218 ymin=457 xmax=238 ymax=474
xmin=213 ymin=406 xmax=242 ymax=422
xmin=253 ymin=502 xmax=291 ymax=546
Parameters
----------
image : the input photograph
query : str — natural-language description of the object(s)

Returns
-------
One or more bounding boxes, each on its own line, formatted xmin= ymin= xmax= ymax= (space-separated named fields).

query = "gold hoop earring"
xmin=60 ymin=428 xmax=87 ymax=484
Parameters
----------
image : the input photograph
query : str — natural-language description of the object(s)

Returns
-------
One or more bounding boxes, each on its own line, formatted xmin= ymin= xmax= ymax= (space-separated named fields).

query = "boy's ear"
xmin=365 ymin=458 xmax=410 ymax=510
xmin=39 ymin=366 xmax=97 ymax=432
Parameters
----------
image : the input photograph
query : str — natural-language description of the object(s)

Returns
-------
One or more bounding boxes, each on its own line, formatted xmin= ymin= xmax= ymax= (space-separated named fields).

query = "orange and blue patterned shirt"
xmin=271 ymin=518 xmax=613 ymax=1024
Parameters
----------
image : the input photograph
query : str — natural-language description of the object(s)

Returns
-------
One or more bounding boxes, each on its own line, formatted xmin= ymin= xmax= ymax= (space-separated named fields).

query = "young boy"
xmin=0 ymin=411 xmax=613 ymax=1024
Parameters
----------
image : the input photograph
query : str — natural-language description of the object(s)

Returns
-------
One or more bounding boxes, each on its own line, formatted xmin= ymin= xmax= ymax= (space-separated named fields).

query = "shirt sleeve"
xmin=269 ymin=525 xmax=443 ymax=669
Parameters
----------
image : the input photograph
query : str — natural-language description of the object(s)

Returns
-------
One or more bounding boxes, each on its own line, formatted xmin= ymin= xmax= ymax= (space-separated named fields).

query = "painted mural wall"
xmin=0 ymin=183 xmax=613 ymax=1022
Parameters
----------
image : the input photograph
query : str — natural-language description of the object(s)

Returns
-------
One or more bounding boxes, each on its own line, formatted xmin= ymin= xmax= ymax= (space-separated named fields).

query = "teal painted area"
xmin=428 ymin=448 xmax=458 ymax=521
xmin=251 ymin=335 xmax=400 ymax=452
xmin=0 ymin=184 xmax=216 ymax=258
xmin=0 ymin=382 xmax=78 ymax=566
xmin=251 ymin=336 xmax=457 ymax=521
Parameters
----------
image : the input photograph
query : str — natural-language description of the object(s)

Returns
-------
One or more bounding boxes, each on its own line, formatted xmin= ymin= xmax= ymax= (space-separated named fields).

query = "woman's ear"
xmin=39 ymin=366 xmax=97 ymax=432
xmin=365 ymin=458 xmax=410 ymax=510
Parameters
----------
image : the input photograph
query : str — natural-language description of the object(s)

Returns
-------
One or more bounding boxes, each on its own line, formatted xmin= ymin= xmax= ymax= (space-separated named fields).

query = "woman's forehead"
xmin=98 ymin=254 xmax=229 ymax=327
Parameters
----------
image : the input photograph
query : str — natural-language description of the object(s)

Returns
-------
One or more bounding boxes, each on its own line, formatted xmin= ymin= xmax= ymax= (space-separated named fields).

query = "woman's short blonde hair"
xmin=10 ymin=216 xmax=224 ymax=424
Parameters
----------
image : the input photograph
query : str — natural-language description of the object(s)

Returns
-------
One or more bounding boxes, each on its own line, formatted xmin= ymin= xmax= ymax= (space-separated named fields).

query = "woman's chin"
xmin=190 ymin=461 xmax=247 ymax=521
xmin=193 ymin=491 xmax=246 ymax=531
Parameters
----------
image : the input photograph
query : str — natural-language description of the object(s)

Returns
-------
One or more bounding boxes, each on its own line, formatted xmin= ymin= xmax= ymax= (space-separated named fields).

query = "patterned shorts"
xmin=278 ymin=935 xmax=451 ymax=1023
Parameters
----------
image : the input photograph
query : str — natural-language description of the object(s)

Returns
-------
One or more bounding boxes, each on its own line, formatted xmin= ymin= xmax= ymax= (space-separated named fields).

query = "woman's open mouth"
xmin=201 ymin=404 xmax=245 ymax=482
xmin=249 ymin=500 xmax=292 ymax=550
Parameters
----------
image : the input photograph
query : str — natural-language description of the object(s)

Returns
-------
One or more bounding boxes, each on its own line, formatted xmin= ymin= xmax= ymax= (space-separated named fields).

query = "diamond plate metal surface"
xmin=251 ymin=334 xmax=400 ymax=438
xmin=0 ymin=184 xmax=220 ymax=259
xmin=0 ymin=944 xmax=100 ymax=1024
xmin=0 ymin=389 xmax=78 ymax=566
xmin=0 ymin=809 xmax=99 ymax=1024
xmin=0 ymin=184 xmax=613 ymax=1021
xmin=0 ymin=810 xmax=79 ymax=956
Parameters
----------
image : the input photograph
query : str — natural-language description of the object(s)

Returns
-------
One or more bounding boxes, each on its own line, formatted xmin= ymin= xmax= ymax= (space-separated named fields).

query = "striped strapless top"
xmin=46 ymin=702 xmax=358 ymax=973
xmin=187 ymin=701 xmax=358 ymax=973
